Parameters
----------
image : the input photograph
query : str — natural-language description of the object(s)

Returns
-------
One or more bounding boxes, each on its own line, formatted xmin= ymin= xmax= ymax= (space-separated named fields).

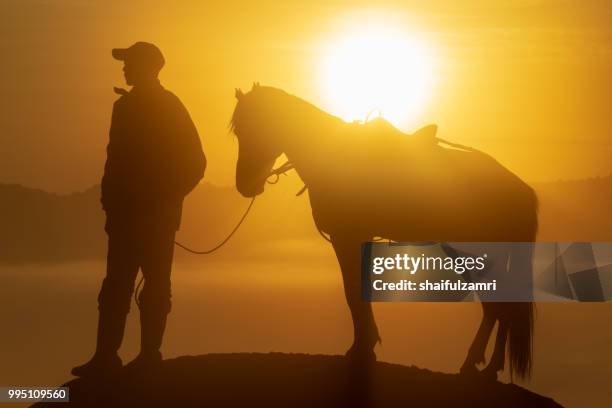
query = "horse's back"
xmin=309 ymin=130 xmax=537 ymax=241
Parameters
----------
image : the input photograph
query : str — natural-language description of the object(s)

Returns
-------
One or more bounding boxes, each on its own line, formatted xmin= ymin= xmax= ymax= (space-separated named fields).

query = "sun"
xmin=318 ymin=21 xmax=437 ymax=130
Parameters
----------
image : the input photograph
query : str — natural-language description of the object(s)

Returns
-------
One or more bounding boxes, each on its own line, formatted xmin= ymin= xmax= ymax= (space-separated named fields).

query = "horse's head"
xmin=231 ymin=83 xmax=284 ymax=197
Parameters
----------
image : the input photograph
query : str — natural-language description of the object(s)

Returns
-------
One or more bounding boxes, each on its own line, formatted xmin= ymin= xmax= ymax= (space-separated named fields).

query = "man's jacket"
xmin=101 ymin=81 xmax=206 ymax=232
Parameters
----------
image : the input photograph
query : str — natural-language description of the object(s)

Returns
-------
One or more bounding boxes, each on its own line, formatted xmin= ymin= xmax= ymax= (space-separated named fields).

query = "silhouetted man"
xmin=72 ymin=42 xmax=205 ymax=376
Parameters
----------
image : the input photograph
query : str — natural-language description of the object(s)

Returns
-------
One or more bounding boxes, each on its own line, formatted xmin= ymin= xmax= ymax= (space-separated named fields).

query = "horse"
xmin=230 ymin=83 xmax=537 ymax=381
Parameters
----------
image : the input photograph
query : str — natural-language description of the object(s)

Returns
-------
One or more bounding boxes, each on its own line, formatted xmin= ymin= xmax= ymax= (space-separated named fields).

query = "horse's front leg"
xmin=331 ymin=234 xmax=380 ymax=361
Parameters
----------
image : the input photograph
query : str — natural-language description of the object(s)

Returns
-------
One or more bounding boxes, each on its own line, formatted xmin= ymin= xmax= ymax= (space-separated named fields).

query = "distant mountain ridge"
xmin=0 ymin=180 xmax=318 ymax=263
xmin=2 ymin=174 xmax=612 ymax=263
xmin=0 ymin=183 xmax=104 ymax=262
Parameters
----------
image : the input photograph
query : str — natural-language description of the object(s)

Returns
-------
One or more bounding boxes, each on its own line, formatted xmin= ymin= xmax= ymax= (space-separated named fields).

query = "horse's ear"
xmin=235 ymin=88 xmax=244 ymax=100
xmin=252 ymin=82 xmax=260 ymax=89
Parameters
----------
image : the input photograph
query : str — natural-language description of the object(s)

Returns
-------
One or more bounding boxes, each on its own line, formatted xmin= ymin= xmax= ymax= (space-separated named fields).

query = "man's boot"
xmin=71 ymin=308 xmax=126 ymax=377
xmin=125 ymin=309 xmax=166 ymax=371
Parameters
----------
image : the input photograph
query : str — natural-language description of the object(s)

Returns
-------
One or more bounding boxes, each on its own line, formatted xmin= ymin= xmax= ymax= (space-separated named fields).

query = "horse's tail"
xmin=507 ymin=299 xmax=534 ymax=380
xmin=507 ymin=188 xmax=538 ymax=380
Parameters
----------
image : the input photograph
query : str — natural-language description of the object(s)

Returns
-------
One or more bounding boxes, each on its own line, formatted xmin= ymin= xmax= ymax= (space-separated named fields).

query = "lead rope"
xmin=133 ymin=162 xmax=297 ymax=309
xmin=134 ymin=196 xmax=255 ymax=309
xmin=173 ymin=197 xmax=256 ymax=255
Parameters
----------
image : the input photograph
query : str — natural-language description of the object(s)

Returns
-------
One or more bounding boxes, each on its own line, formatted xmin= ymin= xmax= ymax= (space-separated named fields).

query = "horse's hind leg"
xmin=331 ymin=234 xmax=380 ymax=360
xmin=461 ymin=302 xmax=495 ymax=375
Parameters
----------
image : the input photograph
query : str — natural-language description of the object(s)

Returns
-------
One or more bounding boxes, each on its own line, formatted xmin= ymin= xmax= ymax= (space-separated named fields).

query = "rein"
xmin=261 ymin=160 xmax=308 ymax=196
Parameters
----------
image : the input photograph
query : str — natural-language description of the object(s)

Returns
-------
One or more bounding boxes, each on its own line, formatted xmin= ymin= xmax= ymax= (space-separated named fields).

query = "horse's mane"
xmin=230 ymin=85 xmax=342 ymax=135
xmin=230 ymin=85 xmax=435 ymax=158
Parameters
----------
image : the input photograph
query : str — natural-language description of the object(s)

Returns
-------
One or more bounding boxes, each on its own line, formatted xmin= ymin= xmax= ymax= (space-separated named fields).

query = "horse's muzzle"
xmin=236 ymin=180 xmax=265 ymax=198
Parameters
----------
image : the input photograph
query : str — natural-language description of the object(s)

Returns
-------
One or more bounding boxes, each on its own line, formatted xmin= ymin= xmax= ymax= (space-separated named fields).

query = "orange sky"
xmin=1 ymin=0 xmax=612 ymax=192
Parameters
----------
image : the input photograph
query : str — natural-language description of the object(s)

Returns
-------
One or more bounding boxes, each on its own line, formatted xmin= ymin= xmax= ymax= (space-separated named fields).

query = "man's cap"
xmin=112 ymin=42 xmax=165 ymax=71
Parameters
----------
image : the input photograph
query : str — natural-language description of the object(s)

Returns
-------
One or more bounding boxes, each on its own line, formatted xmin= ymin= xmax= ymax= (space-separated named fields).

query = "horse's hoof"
xmin=345 ymin=346 xmax=377 ymax=364
xmin=459 ymin=363 xmax=479 ymax=377
xmin=478 ymin=367 xmax=500 ymax=382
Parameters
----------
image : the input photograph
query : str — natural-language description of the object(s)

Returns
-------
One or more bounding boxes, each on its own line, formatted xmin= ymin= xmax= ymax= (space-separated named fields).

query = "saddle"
xmin=364 ymin=118 xmax=479 ymax=153
xmin=362 ymin=117 xmax=438 ymax=148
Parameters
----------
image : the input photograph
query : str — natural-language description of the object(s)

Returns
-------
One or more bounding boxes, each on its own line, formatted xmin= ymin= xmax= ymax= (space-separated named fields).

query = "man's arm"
xmin=165 ymin=93 xmax=206 ymax=197
xmin=100 ymin=99 xmax=123 ymax=212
